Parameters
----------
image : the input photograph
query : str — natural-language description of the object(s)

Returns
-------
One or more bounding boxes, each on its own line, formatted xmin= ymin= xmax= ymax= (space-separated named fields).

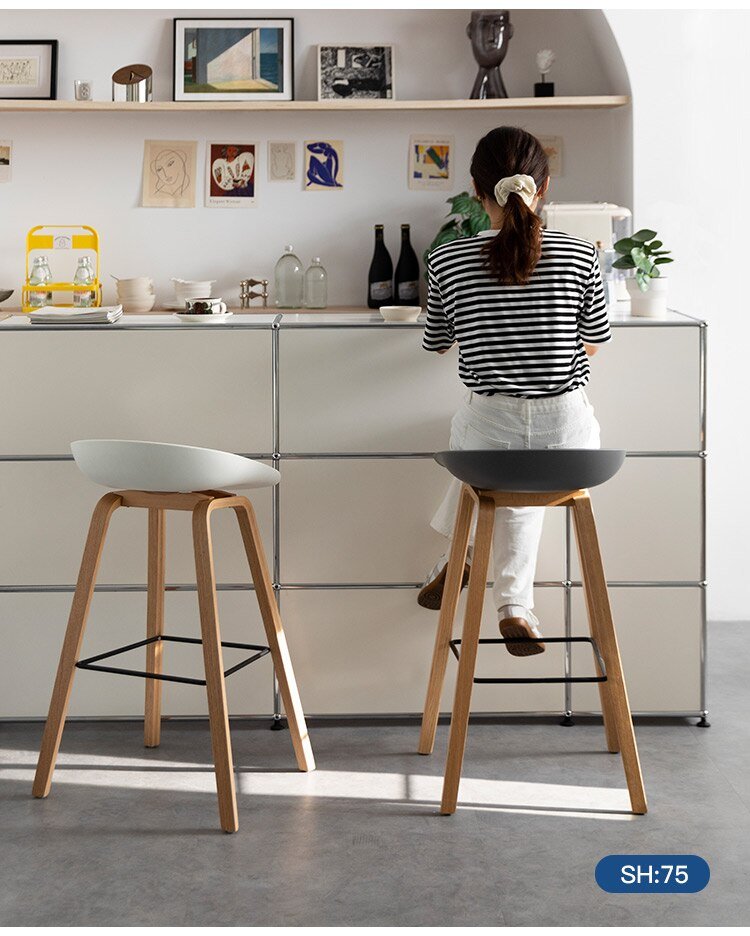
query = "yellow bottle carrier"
xmin=22 ymin=225 xmax=102 ymax=312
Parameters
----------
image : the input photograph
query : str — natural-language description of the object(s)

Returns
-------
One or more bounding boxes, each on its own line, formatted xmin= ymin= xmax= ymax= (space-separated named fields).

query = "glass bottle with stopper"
xmin=274 ymin=245 xmax=304 ymax=309
xmin=304 ymin=258 xmax=327 ymax=309
xmin=73 ymin=257 xmax=95 ymax=307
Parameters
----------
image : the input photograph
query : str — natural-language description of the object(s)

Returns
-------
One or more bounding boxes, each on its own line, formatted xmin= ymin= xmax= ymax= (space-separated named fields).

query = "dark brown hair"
xmin=470 ymin=127 xmax=549 ymax=285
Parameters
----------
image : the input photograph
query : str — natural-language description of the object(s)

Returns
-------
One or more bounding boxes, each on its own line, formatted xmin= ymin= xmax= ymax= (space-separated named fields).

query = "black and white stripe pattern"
xmin=423 ymin=228 xmax=611 ymax=398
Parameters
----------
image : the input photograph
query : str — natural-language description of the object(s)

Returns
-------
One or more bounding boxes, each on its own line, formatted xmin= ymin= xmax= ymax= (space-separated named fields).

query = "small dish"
xmin=173 ymin=312 xmax=234 ymax=324
xmin=379 ymin=305 xmax=422 ymax=323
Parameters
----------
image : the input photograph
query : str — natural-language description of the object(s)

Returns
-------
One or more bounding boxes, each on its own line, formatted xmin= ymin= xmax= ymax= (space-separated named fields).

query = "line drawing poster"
xmin=142 ymin=140 xmax=197 ymax=208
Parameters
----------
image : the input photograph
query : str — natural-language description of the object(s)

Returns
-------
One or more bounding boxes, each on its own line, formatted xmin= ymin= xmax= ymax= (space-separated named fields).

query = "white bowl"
xmin=114 ymin=276 xmax=153 ymax=290
xmin=120 ymin=295 xmax=157 ymax=313
xmin=379 ymin=305 xmax=422 ymax=322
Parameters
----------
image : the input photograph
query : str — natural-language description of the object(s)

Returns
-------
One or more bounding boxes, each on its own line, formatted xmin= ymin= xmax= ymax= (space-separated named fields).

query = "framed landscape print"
xmin=0 ymin=40 xmax=57 ymax=100
xmin=173 ymin=18 xmax=293 ymax=102
xmin=317 ymin=45 xmax=394 ymax=100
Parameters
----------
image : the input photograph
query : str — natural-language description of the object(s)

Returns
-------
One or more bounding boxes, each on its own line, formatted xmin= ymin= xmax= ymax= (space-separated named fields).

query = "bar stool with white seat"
xmin=418 ymin=449 xmax=647 ymax=817
xmin=32 ymin=439 xmax=315 ymax=833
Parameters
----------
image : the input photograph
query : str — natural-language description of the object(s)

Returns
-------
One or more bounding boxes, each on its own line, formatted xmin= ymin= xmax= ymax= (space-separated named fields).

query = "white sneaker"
xmin=498 ymin=604 xmax=545 ymax=656
xmin=417 ymin=548 xmax=472 ymax=611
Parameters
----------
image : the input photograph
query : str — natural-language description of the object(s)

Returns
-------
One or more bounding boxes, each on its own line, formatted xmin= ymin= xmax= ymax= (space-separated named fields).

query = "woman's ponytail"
xmin=470 ymin=127 xmax=549 ymax=286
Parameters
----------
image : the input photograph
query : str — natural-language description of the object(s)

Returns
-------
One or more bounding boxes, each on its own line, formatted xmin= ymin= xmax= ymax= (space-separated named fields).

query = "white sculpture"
xmin=536 ymin=49 xmax=555 ymax=79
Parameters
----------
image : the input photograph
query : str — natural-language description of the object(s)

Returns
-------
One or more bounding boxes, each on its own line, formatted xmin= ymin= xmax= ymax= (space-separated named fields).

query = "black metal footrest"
xmin=449 ymin=636 xmax=607 ymax=685
xmin=76 ymin=635 xmax=270 ymax=686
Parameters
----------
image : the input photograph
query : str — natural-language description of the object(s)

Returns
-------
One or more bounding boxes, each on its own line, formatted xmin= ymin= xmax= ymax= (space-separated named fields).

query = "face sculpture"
xmin=467 ymin=10 xmax=514 ymax=98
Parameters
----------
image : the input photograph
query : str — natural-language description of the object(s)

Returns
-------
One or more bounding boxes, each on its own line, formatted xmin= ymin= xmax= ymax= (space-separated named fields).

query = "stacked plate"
xmin=114 ymin=276 xmax=156 ymax=313
xmin=171 ymin=278 xmax=216 ymax=310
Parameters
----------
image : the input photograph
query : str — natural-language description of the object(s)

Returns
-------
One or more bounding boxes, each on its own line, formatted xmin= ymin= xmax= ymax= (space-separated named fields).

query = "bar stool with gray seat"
xmin=418 ymin=449 xmax=647 ymax=817
xmin=32 ymin=439 xmax=315 ymax=833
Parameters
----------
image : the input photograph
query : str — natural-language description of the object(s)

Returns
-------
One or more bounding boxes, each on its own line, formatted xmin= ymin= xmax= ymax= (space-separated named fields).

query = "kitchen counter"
xmin=0 ymin=308 xmax=707 ymax=723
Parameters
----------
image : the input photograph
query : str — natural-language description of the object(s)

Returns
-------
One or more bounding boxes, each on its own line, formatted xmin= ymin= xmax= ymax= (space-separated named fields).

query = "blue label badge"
xmin=596 ymin=855 xmax=710 ymax=893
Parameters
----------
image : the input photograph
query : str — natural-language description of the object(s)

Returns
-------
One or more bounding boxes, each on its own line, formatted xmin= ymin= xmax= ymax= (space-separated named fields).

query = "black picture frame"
xmin=0 ymin=40 xmax=58 ymax=100
xmin=172 ymin=18 xmax=294 ymax=102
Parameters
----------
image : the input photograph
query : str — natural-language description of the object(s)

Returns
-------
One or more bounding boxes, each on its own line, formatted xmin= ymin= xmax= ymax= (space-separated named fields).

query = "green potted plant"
xmin=424 ymin=192 xmax=490 ymax=273
xmin=613 ymin=228 xmax=673 ymax=317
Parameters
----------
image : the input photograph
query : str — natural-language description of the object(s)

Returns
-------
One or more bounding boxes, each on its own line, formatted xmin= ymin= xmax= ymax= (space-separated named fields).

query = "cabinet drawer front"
xmin=279 ymin=458 xmax=565 ymax=584
xmin=571 ymin=587 xmax=702 ymax=713
xmin=0 ymin=331 xmax=272 ymax=455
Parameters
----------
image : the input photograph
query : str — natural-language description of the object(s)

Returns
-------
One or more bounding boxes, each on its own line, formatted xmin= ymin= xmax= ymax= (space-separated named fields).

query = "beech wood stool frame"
xmin=418 ymin=483 xmax=647 ymax=817
xmin=32 ymin=489 xmax=315 ymax=833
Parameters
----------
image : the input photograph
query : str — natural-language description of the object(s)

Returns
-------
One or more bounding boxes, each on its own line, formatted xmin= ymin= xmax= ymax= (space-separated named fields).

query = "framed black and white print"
xmin=317 ymin=45 xmax=394 ymax=101
xmin=0 ymin=41 xmax=57 ymax=100
xmin=173 ymin=18 xmax=294 ymax=102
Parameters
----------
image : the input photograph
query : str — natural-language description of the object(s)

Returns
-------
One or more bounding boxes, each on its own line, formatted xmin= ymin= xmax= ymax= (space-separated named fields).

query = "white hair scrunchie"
xmin=494 ymin=174 xmax=538 ymax=208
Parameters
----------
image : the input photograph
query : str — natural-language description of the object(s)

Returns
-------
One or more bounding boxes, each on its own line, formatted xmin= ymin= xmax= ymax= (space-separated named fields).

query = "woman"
xmin=419 ymin=126 xmax=610 ymax=657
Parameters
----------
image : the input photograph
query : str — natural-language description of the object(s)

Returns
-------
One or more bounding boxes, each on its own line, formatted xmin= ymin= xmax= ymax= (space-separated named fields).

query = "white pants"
xmin=431 ymin=389 xmax=601 ymax=613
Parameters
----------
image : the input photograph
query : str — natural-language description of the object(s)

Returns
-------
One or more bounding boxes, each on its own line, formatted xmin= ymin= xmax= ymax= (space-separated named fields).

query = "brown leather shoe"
xmin=499 ymin=612 xmax=546 ymax=657
xmin=417 ymin=556 xmax=471 ymax=610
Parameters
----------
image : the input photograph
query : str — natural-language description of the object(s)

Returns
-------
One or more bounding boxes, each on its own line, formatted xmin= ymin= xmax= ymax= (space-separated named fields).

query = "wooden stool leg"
xmin=418 ymin=484 xmax=475 ymax=755
xmin=571 ymin=493 xmax=648 ymax=815
xmin=440 ymin=494 xmax=495 ymax=815
xmin=144 ymin=508 xmax=166 ymax=748
xmin=234 ymin=500 xmax=315 ymax=773
xmin=193 ymin=502 xmax=239 ymax=833
xmin=33 ymin=493 xmax=122 ymax=798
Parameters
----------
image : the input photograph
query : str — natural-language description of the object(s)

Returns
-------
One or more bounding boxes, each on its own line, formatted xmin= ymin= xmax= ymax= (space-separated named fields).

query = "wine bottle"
xmin=394 ymin=224 xmax=420 ymax=304
xmin=367 ymin=225 xmax=393 ymax=309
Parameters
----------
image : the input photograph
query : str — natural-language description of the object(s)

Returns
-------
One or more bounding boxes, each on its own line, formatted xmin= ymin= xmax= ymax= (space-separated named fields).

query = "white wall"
xmin=0 ymin=9 xmax=629 ymax=307
xmin=606 ymin=10 xmax=749 ymax=621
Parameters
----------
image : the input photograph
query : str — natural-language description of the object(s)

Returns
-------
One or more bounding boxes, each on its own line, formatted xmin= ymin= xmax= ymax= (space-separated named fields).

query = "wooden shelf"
xmin=0 ymin=95 xmax=629 ymax=113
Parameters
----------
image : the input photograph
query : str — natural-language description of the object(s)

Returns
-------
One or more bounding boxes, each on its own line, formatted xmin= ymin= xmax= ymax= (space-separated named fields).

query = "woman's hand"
xmin=584 ymin=343 xmax=599 ymax=357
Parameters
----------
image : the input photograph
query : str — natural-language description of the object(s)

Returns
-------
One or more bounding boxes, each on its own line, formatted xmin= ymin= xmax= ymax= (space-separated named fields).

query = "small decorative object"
xmin=240 ymin=278 xmax=269 ymax=308
xmin=274 ymin=246 xmax=304 ymax=308
xmin=268 ymin=141 xmax=295 ymax=181
xmin=467 ymin=10 xmax=513 ymax=99
xmin=173 ymin=18 xmax=294 ymax=102
xmin=142 ymin=140 xmax=197 ymax=208
xmin=534 ymin=49 xmax=555 ymax=97
xmin=205 ymin=142 xmax=256 ymax=208
xmin=303 ymin=258 xmax=328 ymax=309
xmin=112 ymin=64 xmax=153 ymax=102
xmin=304 ymin=140 xmax=343 ymax=190
xmin=614 ymin=228 xmax=674 ymax=318
xmin=0 ymin=289 xmax=13 ymax=305
xmin=424 ymin=192 xmax=490 ymax=272
xmin=317 ymin=45 xmax=394 ymax=100
xmin=0 ymin=141 xmax=11 ymax=183
xmin=0 ymin=40 xmax=57 ymax=100
xmin=538 ymin=135 xmax=562 ymax=176
xmin=408 ymin=135 xmax=453 ymax=191
xmin=74 ymin=79 xmax=93 ymax=101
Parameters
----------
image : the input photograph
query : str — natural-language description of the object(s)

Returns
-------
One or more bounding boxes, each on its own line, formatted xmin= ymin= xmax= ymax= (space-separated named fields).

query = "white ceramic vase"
xmin=626 ymin=276 xmax=668 ymax=317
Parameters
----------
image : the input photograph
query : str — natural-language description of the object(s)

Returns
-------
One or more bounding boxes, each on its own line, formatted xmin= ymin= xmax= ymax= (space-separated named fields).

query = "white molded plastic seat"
xmin=71 ymin=439 xmax=279 ymax=493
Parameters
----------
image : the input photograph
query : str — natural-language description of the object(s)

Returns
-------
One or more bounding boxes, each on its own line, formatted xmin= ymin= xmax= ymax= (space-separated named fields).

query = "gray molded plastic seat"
xmin=435 ymin=449 xmax=626 ymax=492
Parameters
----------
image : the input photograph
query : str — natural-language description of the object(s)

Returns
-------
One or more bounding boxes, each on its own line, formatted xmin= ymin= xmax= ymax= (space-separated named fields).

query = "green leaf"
xmin=614 ymin=237 xmax=636 ymax=253
xmin=649 ymin=240 xmax=663 ymax=250
xmin=651 ymin=249 xmax=671 ymax=256
xmin=612 ymin=257 xmax=635 ymax=269
xmin=447 ymin=192 xmax=475 ymax=217
xmin=632 ymin=228 xmax=657 ymax=243
xmin=654 ymin=256 xmax=674 ymax=264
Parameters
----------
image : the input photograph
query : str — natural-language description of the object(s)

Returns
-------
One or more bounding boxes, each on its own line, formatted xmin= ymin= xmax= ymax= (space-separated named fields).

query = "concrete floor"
xmin=1 ymin=622 xmax=748 ymax=926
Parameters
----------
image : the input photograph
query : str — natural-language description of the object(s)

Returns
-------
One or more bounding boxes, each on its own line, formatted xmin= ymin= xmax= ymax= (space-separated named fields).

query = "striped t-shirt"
xmin=423 ymin=228 xmax=611 ymax=398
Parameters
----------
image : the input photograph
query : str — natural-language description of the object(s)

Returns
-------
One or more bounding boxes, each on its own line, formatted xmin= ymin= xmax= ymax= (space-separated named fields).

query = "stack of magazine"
xmin=29 ymin=305 xmax=123 ymax=325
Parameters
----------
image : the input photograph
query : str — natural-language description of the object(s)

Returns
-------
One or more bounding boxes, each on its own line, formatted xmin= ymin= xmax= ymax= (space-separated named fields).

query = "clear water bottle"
xmin=304 ymin=257 xmax=327 ymax=309
xmin=274 ymin=245 xmax=304 ymax=309
xmin=28 ymin=255 xmax=52 ymax=308
xmin=73 ymin=257 xmax=95 ymax=307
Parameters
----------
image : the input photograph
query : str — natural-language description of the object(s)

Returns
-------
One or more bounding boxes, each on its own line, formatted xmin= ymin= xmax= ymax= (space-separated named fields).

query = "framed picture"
xmin=317 ymin=45 xmax=394 ymax=100
xmin=408 ymin=135 xmax=453 ymax=190
xmin=173 ymin=18 xmax=294 ymax=102
xmin=0 ymin=40 xmax=57 ymax=100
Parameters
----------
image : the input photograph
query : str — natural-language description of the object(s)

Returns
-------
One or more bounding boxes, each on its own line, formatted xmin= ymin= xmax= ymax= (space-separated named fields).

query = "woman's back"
xmin=423 ymin=227 xmax=610 ymax=399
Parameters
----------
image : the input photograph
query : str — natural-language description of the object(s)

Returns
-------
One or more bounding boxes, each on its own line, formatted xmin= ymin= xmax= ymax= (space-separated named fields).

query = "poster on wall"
xmin=206 ymin=142 xmax=257 ymax=207
xmin=142 ymin=140 xmax=197 ymax=208
xmin=317 ymin=44 xmax=394 ymax=100
xmin=304 ymin=140 xmax=344 ymax=190
xmin=268 ymin=141 xmax=296 ymax=181
xmin=0 ymin=141 xmax=11 ymax=183
xmin=538 ymin=135 xmax=563 ymax=177
xmin=408 ymin=135 xmax=453 ymax=190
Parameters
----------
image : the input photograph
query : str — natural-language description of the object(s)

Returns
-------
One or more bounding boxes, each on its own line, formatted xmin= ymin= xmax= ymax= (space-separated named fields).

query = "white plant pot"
xmin=626 ymin=277 xmax=668 ymax=318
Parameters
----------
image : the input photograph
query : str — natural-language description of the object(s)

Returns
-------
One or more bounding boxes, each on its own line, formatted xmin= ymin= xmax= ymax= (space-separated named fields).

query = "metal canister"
xmin=112 ymin=64 xmax=153 ymax=102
